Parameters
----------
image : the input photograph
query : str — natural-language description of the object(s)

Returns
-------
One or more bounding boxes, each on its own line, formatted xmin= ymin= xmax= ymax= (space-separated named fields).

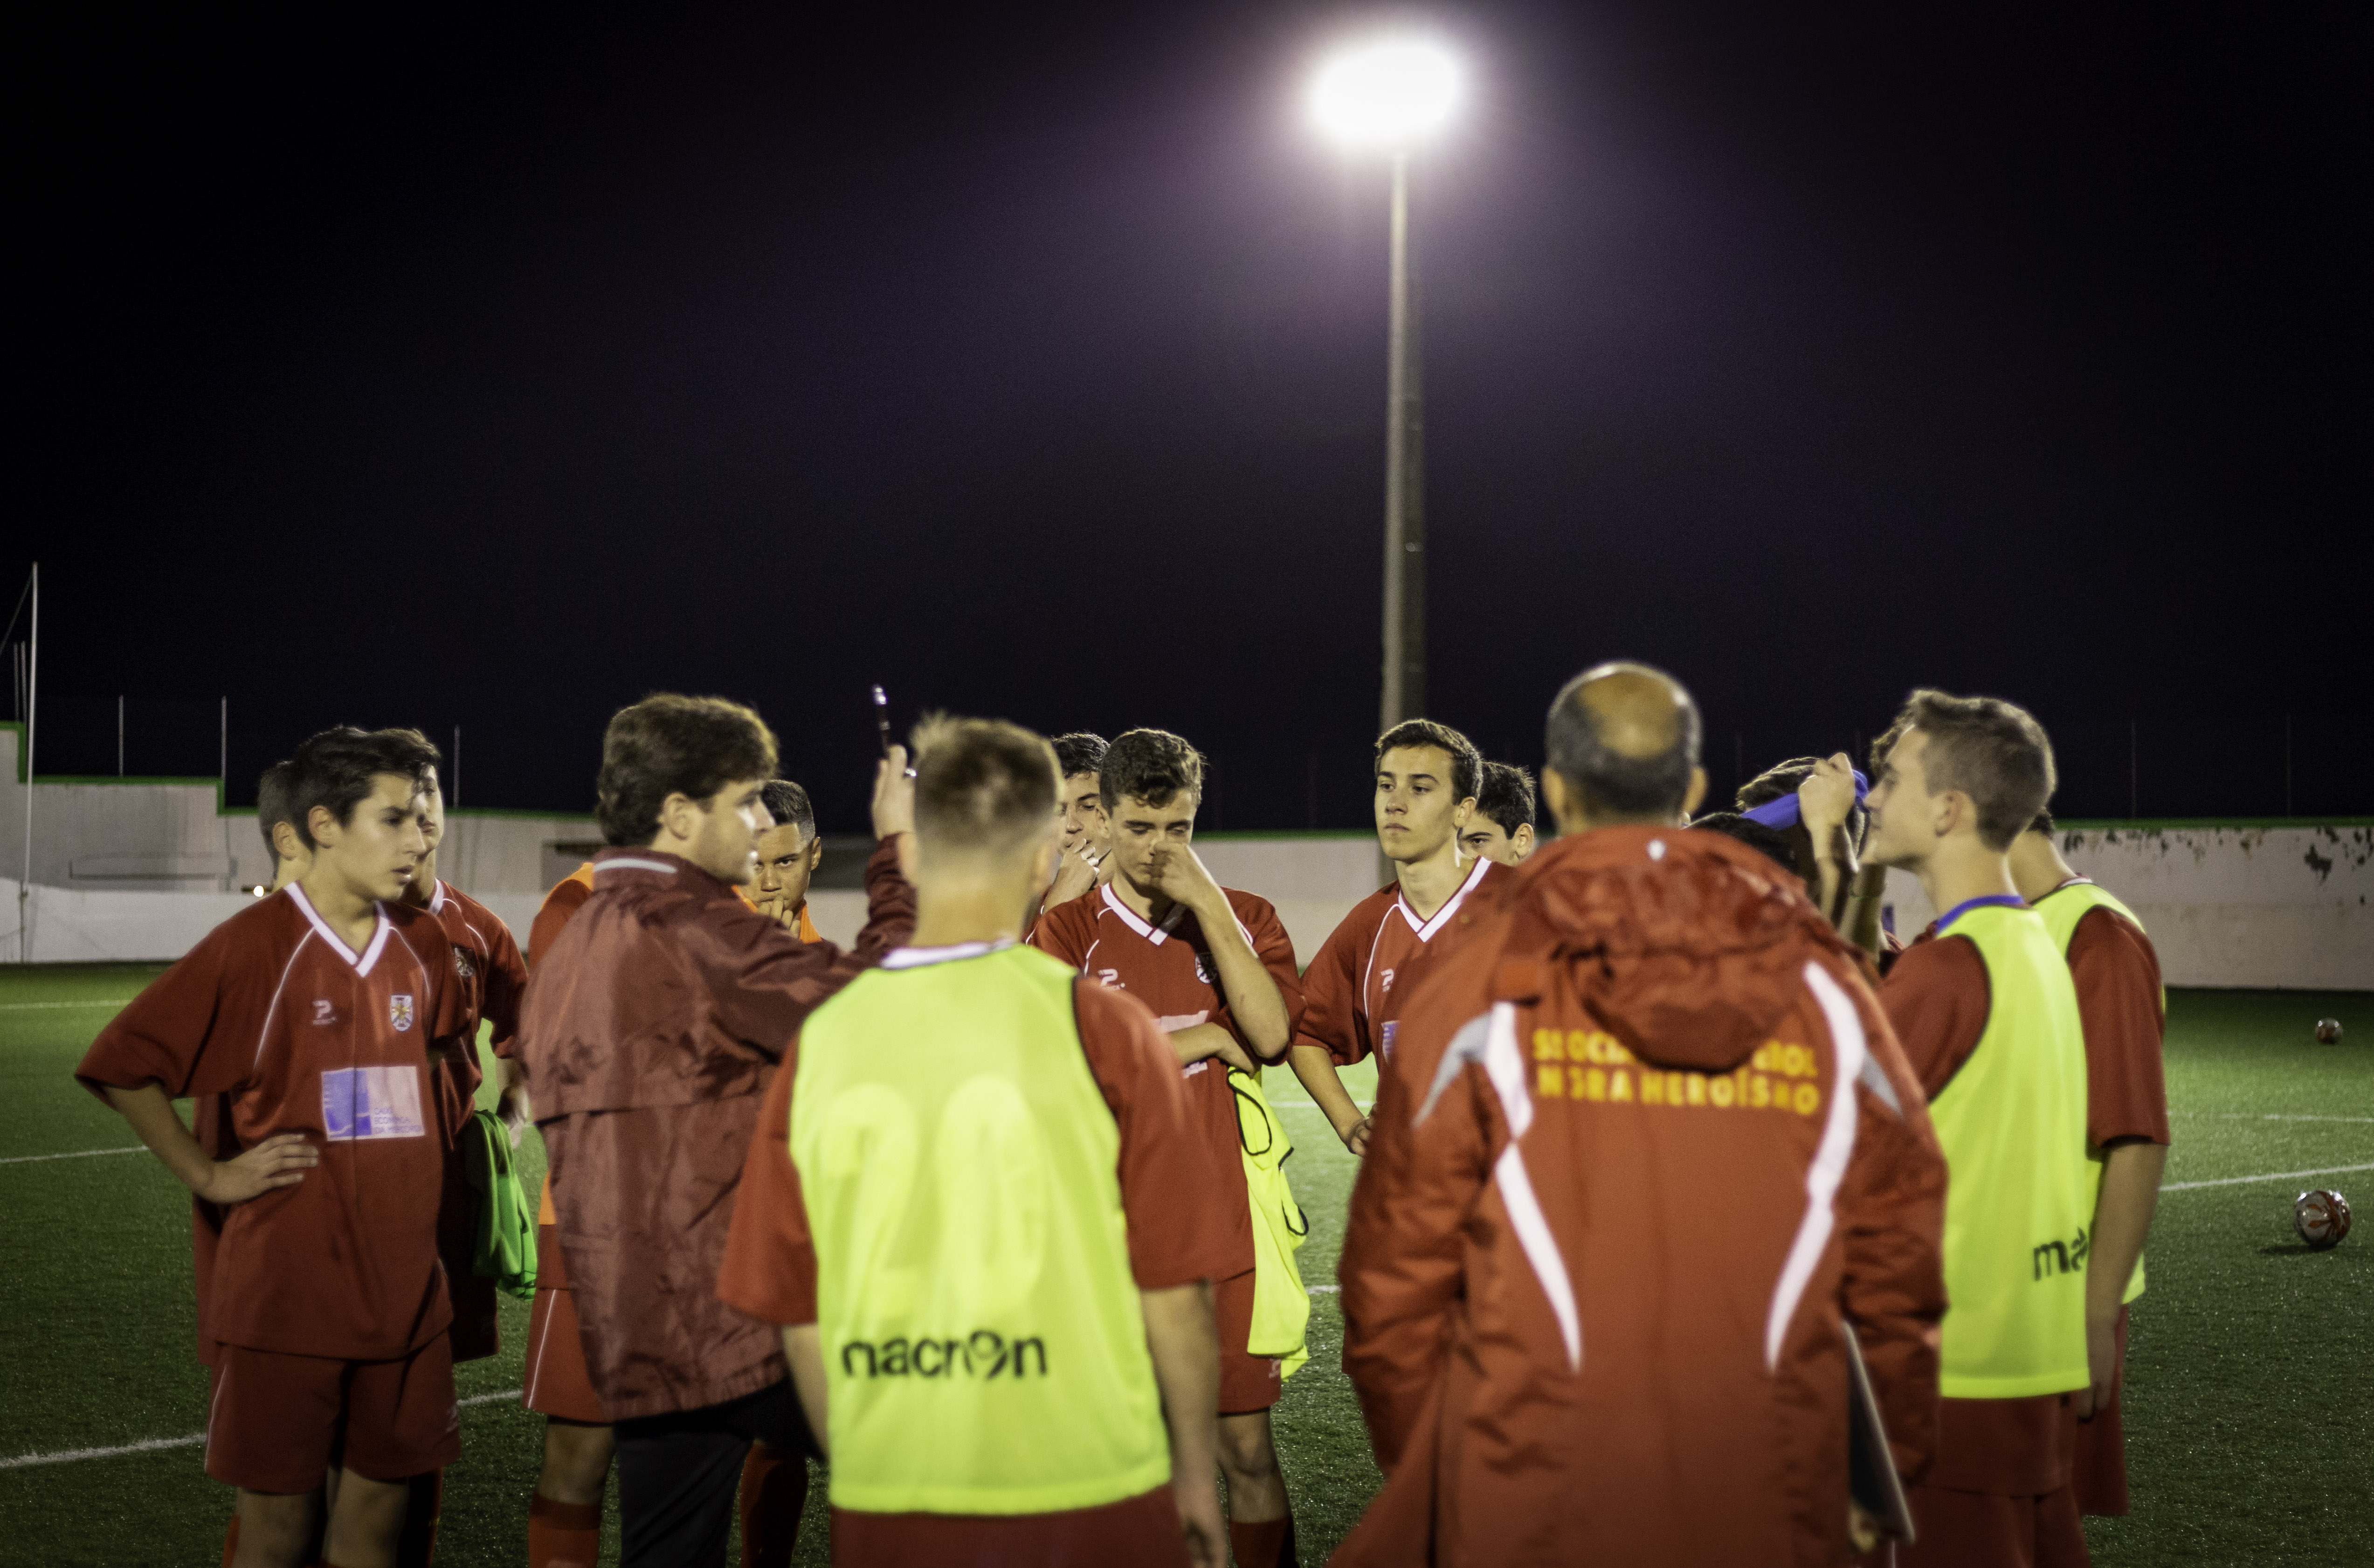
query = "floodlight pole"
xmin=1379 ymin=152 xmax=1426 ymax=734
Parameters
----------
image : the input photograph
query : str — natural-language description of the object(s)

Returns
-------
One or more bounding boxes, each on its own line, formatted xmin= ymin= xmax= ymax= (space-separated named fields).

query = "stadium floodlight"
xmin=1308 ymin=37 xmax=1462 ymax=149
xmin=1306 ymin=37 xmax=1464 ymax=746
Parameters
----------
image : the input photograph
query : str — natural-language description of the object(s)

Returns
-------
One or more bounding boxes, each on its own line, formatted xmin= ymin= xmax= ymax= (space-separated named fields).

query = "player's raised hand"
xmin=1145 ymin=842 xmax=1226 ymax=916
xmin=1797 ymin=752 xmax=1860 ymax=835
xmin=872 ymin=745 xmax=917 ymax=841
xmin=1045 ymin=844 xmax=1100 ymax=908
xmin=198 ymin=1132 xmax=318 ymax=1204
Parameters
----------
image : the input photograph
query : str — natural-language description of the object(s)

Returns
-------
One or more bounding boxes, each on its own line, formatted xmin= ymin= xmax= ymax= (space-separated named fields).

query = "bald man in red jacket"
xmin=1337 ymin=663 xmax=1948 ymax=1567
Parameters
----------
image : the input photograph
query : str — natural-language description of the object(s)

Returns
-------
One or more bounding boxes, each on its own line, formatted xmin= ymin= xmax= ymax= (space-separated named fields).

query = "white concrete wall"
xmin=0 ymin=725 xmax=595 ymax=896
xmin=2 ymin=714 xmax=2365 ymax=988
xmin=1878 ymin=825 xmax=2372 ymax=990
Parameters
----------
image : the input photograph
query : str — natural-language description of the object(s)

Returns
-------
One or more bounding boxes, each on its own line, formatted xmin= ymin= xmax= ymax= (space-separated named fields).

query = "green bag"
xmin=459 ymin=1109 xmax=538 ymax=1300
xmin=1229 ymin=1068 xmax=1311 ymax=1379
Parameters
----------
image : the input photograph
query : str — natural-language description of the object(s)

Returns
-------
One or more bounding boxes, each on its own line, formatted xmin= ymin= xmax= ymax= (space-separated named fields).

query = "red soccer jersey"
xmin=423 ymin=878 xmax=528 ymax=1116
xmin=1298 ymin=854 xmax=1505 ymax=1070
xmin=76 ymin=886 xmax=460 ymax=1362
xmin=1029 ymin=882 xmax=1304 ymax=1281
xmin=424 ymin=878 xmax=531 ymax=1361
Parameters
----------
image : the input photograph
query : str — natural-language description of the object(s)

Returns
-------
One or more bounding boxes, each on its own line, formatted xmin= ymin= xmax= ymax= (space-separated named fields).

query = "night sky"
xmin=17 ymin=4 xmax=2369 ymax=831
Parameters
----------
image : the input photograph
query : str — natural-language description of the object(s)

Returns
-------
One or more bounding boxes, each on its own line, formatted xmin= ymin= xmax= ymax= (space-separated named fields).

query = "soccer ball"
xmin=2314 ymin=1018 xmax=2342 ymax=1044
xmin=2294 ymin=1190 xmax=2352 ymax=1250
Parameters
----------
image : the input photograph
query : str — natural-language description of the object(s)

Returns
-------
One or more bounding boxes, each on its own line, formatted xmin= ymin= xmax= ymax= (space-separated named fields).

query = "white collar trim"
xmin=1396 ymin=853 xmax=1494 ymax=941
xmin=284 ymin=883 xmax=393 ymax=976
xmin=1100 ymin=882 xmax=1188 ymax=946
xmin=881 ymin=939 xmax=1017 ymax=970
xmin=428 ymin=879 xmax=448 ymax=915
xmin=596 ymin=857 xmax=680 ymax=876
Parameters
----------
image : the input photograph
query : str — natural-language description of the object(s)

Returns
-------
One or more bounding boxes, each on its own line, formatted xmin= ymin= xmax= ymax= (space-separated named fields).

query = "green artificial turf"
xmin=1 ymin=966 xmax=2365 ymax=1566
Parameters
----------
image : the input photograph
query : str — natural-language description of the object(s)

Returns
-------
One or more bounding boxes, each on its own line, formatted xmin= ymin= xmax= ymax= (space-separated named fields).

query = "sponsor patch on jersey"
xmin=320 ymin=1065 xmax=427 ymax=1141
xmin=388 ymin=994 xmax=415 ymax=1032
xmin=1381 ymin=1020 xmax=1398 ymax=1060
xmin=451 ymin=945 xmax=476 ymax=981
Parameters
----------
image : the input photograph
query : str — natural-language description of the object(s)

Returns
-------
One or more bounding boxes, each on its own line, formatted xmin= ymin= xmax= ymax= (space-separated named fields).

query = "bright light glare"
xmin=1308 ymin=39 xmax=1462 ymax=148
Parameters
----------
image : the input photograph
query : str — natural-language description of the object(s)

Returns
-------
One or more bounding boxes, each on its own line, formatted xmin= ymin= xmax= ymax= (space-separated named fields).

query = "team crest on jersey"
xmin=312 ymin=999 xmax=336 ymax=1026
xmin=389 ymin=994 xmax=416 ymax=1032
xmin=1193 ymin=952 xmax=1212 ymax=985
xmin=451 ymin=945 xmax=476 ymax=981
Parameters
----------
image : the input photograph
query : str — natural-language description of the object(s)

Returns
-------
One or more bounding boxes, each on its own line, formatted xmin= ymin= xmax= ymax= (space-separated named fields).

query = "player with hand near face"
xmin=1863 ymin=692 xmax=2096 ymax=1568
xmin=1028 ymin=729 xmax=1306 ymax=1568
xmin=1291 ymin=721 xmax=1504 ymax=1156
xmin=752 ymin=779 xmax=825 ymax=940
xmin=1456 ymin=760 xmax=1538 ymax=867
xmin=1040 ymin=731 xmax=1114 ymax=912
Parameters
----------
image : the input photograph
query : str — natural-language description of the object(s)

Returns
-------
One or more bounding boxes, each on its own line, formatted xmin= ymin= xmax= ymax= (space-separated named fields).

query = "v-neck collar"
xmin=285 ymin=883 xmax=393 ymax=975
xmin=1101 ymin=882 xmax=1189 ymax=946
xmin=1394 ymin=852 xmax=1493 ymax=941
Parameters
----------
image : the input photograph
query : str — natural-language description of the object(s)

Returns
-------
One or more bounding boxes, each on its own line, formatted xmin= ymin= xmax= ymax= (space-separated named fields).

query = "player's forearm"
xmin=102 ymin=1083 xmax=217 ymax=1193
xmin=853 ymin=835 xmax=918 ymax=960
xmin=1201 ymin=933 xmax=1291 ymax=1059
xmin=781 ymin=1324 xmax=831 ymax=1459
xmin=1289 ymin=1045 xmax=1366 ymax=1141
xmin=1843 ymin=865 xmax=1887 ymax=959
xmin=1140 ymin=1282 xmax=1220 ymax=1492
xmin=1169 ymin=1023 xmax=1251 ymax=1074
xmin=2087 ymin=1140 xmax=2167 ymax=1320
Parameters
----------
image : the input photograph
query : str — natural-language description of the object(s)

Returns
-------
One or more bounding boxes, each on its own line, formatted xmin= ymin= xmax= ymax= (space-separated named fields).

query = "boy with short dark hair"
xmin=1458 ymin=759 xmax=1538 ymax=866
xmin=77 ymin=725 xmax=457 ymax=1568
xmin=518 ymin=694 xmax=917 ymax=1567
xmin=1028 ymin=727 xmax=1305 ymax=1568
xmin=752 ymin=779 xmax=824 ymax=938
xmin=1291 ymin=720 xmax=1501 ymax=1156
xmin=1042 ymin=731 xmax=1112 ymax=911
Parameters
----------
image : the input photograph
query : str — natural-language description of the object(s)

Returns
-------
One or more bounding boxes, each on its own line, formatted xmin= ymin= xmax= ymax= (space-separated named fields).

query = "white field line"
xmin=2173 ymin=1112 xmax=2374 ymax=1125
xmin=0 ymin=1389 xmax=524 ymax=1471
xmin=0 ymin=1147 xmax=144 ymax=1165
xmin=0 ymin=999 xmax=133 ymax=1010
xmin=2163 ymin=1162 xmax=2374 ymax=1193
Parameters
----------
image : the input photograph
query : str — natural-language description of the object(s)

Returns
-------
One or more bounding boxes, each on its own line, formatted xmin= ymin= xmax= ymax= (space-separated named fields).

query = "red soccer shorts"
xmin=1215 ymin=1269 xmax=1282 ymax=1415
xmin=203 ymin=1338 xmax=459 ymax=1494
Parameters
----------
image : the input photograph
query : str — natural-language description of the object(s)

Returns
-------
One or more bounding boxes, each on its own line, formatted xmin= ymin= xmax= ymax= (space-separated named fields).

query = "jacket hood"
xmin=1494 ymin=825 xmax=1846 ymax=1073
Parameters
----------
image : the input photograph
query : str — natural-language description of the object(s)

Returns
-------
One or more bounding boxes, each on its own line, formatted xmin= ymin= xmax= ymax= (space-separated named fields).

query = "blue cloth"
xmin=1934 ymin=893 xmax=2027 ymax=933
xmin=1741 ymin=767 xmax=1868 ymax=830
